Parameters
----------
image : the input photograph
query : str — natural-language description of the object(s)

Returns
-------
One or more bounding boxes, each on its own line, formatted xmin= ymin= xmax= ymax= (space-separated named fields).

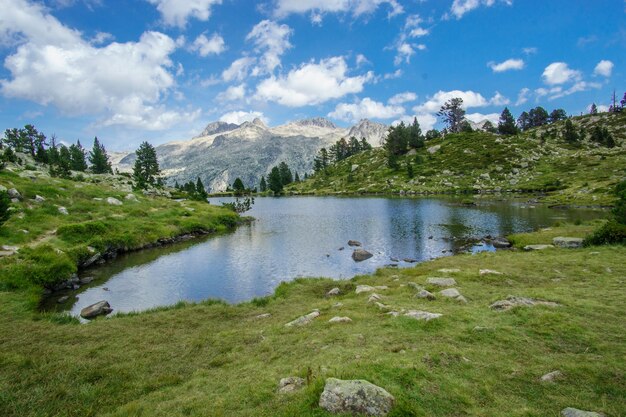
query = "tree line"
xmin=313 ymin=136 xmax=373 ymax=172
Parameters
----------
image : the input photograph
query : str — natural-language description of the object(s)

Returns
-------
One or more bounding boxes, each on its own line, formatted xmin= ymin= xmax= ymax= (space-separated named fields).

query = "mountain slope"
xmin=116 ymin=118 xmax=388 ymax=192
xmin=288 ymin=112 xmax=626 ymax=206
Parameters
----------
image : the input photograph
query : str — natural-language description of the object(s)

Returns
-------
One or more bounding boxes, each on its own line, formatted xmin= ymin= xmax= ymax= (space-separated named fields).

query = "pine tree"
xmin=56 ymin=145 xmax=72 ymax=177
xmin=497 ymin=107 xmax=518 ymax=135
xmin=563 ymin=119 xmax=579 ymax=144
xmin=278 ymin=162 xmax=293 ymax=185
xmin=529 ymin=106 xmax=549 ymax=127
xmin=360 ymin=138 xmax=372 ymax=151
xmin=196 ymin=177 xmax=208 ymax=199
xmin=517 ymin=111 xmax=531 ymax=131
xmin=0 ymin=190 xmax=10 ymax=226
xmin=69 ymin=140 xmax=88 ymax=171
xmin=549 ymin=108 xmax=567 ymax=123
xmin=132 ymin=141 xmax=160 ymax=189
xmin=268 ymin=166 xmax=283 ymax=194
xmin=259 ymin=175 xmax=267 ymax=192
xmin=314 ymin=148 xmax=329 ymax=172
xmin=408 ymin=117 xmax=424 ymax=148
xmin=437 ymin=98 xmax=465 ymax=133
xmin=294 ymin=172 xmax=300 ymax=182
xmin=232 ymin=178 xmax=245 ymax=195
xmin=589 ymin=103 xmax=598 ymax=114
xmin=47 ymin=135 xmax=60 ymax=166
xmin=89 ymin=137 xmax=112 ymax=174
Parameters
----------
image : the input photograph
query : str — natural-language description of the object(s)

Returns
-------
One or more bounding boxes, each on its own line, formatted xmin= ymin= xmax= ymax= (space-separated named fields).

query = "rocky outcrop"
xmin=319 ymin=378 xmax=395 ymax=416
xmin=561 ymin=408 xmax=604 ymax=417
xmin=278 ymin=377 xmax=305 ymax=394
xmin=403 ymin=310 xmax=442 ymax=321
xmin=553 ymin=237 xmax=584 ymax=248
xmin=285 ymin=310 xmax=320 ymax=327
xmin=426 ymin=277 xmax=457 ymax=287
xmin=490 ymin=296 xmax=560 ymax=311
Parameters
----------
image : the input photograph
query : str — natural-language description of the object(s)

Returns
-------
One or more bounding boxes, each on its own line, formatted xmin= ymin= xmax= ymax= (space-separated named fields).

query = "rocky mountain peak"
xmin=195 ymin=121 xmax=239 ymax=138
xmin=252 ymin=117 xmax=266 ymax=128
xmin=348 ymin=119 xmax=388 ymax=146
xmin=293 ymin=117 xmax=337 ymax=129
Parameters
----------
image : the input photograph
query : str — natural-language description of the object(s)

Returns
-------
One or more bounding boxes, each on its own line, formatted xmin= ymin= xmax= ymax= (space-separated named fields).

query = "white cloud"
xmin=490 ymin=91 xmax=510 ymax=106
xmin=0 ymin=0 xmax=195 ymax=130
xmin=388 ymin=92 xmax=417 ymax=105
xmin=413 ymin=90 xmax=504 ymax=113
xmin=488 ymin=58 xmax=524 ymax=73
xmin=542 ymin=62 xmax=582 ymax=85
xmin=254 ymin=56 xmax=374 ymax=107
xmin=356 ymin=54 xmax=370 ymax=67
xmin=329 ymin=97 xmax=405 ymax=122
xmin=595 ymin=104 xmax=609 ymax=113
xmin=393 ymin=113 xmax=437 ymax=131
xmin=219 ymin=110 xmax=267 ymax=125
xmin=217 ymin=84 xmax=246 ymax=102
xmin=515 ymin=87 xmax=530 ymax=105
xmin=548 ymin=81 xmax=602 ymax=100
xmin=448 ymin=0 xmax=512 ymax=19
xmin=146 ymin=0 xmax=222 ymax=28
xmin=91 ymin=31 xmax=114 ymax=45
xmin=394 ymin=42 xmax=415 ymax=65
xmin=273 ymin=0 xmax=403 ymax=19
xmin=222 ymin=56 xmax=256 ymax=82
xmin=391 ymin=14 xmax=429 ymax=65
xmin=466 ymin=112 xmax=500 ymax=125
xmin=191 ymin=32 xmax=226 ymax=57
xmin=522 ymin=47 xmax=537 ymax=55
xmin=384 ymin=69 xmax=403 ymax=79
xmin=246 ymin=20 xmax=292 ymax=76
xmin=593 ymin=60 xmax=614 ymax=77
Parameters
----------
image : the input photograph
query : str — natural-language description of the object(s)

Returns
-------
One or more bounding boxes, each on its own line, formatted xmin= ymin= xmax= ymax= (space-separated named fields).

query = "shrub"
xmin=0 ymin=190 xmax=10 ymax=226
xmin=584 ymin=221 xmax=626 ymax=246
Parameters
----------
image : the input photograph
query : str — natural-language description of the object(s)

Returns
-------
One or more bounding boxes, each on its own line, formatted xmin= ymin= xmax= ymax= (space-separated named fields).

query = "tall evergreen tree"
xmin=196 ymin=177 xmax=208 ymax=199
xmin=268 ymin=166 xmax=283 ymax=194
xmin=529 ymin=106 xmax=549 ymax=127
xmin=47 ymin=135 xmax=60 ymax=166
xmin=497 ymin=107 xmax=518 ymax=135
xmin=563 ymin=119 xmax=579 ymax=144
xmin=360 ymin=138 xmax=372 ymax=151
xmin=589 ymin=103 xmax=598 ymax=114
xmin=408 ymin=117 xmax=424 ymax=148
xmin=313 ymin=148 xmax=329 ymax=172
xmin=89 ymin=137 xmax=112 ymax=174
xmin=259 ymin=175 xmax=267 ymax=192
xmin=278 ymin=162 xmax=293 ymax=185
xmin=132 ymin=141 xmax=160 ymax=188
xmin=56 ymin=145 xmax=72 ymax=177
xmin=232 ymin=178 xmax=245 ymax=195
xmin=69 ymin=140 xmax=87 ymax=171
xmin=294 ymin=172 xmax=300 ymax=182
xmin=437 ymin=98 xmax=465 ymax=133
xmin=549 ymin=108 xmax=567 ymax=123
xmin=517 ymin=111 xmax=532 ymax=131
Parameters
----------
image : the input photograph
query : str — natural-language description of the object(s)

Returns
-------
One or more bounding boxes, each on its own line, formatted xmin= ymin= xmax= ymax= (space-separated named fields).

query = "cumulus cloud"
xmin=548 ymin=81 xmax=601 ymax=100
xmin=0 ymin=0 xmax=197 ymax=130
xmin=413 ymin=90 xmax=506 ymax=113
xmin=448 ymin=0 xmax=513 ymax=19
xmin=515 ymin=87 xmax=530 ymax=105
xmin=466 ymin=112 xmax=500 ymax=125
xmin=593 ymin=60 xmax=614 ymax=77
xmin=542 ymin=62 xmax=582 ymax=85
xmin=384 ymin=69 xmax=403 ymax=79
xmin=273 ymin=0 xmax=403 ymax=20
xmin=146 ymin=0 xmax=222 ymax=28
xmin=254 ymin=56 xmax=374 ymax=107
xmin=328 ymin=97 xmax=405 ymax=122
xmin=191 ymin=32 xmax=226 ymax=57
xmin=393 ymin=113 xmax=437 ymax=131
xmin=388 ymin=92 xmax=417 ymax=105
xmin=246 ymin=20 xmax=292 ymax=76
xmin=219 ymin=110 xmax=267 ymax=125
xmin=222 ymin=56 xmax=256 ymax=82
xmin=488 ymin=58 xmax=524 ymax=72
xmin=217 ymin=84 xmax=246 ymax=102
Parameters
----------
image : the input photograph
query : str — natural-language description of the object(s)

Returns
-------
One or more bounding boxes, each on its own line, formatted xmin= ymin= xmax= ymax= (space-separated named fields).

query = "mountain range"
xmin=116 ymin=118 xmax=388 ymax=192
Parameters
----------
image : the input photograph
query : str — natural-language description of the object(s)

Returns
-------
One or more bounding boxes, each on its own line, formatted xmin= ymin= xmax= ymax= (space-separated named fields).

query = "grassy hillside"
xmin=288 ymin=112 xmax=626 ymax=206
xmin=0 ymin=224 xmax=624 ymax=416
xmin=0 ymin=159 xmax=240 ymax=302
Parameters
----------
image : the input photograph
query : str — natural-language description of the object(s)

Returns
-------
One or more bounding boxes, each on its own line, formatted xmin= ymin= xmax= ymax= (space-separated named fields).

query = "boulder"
xmin=329 ymin=316 xmax=352 ymax=323
xmin=524 ymin=244 xmax=554 ymax=251
xmin=368 ymin=293 xmax=383 ymax=302
xmin=79 ymin=276 xmax=95 ymax=285
xmin=356 ymin=285 xmax=375 ymax=294
xmin=285 ymin=310 xmax=320 ymax=327
xmin=440 ymin=288 xmax=461 ymax=298
xmin=351 ymin=164 xmax=359 ymax=172
xmin=348 ymin=240 xmax=362 ymax=247
xmin=479 ymin=269 xmax=503 ymax=276
xmin=125 ymin=193 xmax=138 ymax=201
xmin=58 ymin=207 xmax=69 ymax=215
xmin=106 ymin=197 xmax=123 ymax=206
xmin=553 ymin=237 xmax=584 ymax=249
xmin=426 ymin=277 xmax=457 ymax=287
xmin=34 ymin=195 xmax=46 ymax=203
xmin=80 ymin=300 xmax=113 ymax=319
xmin=491 ymin=237 xmax=511 ymax=248
xmin=326 ymin=287 xmax=341 ymax=297
xmin=561 ymin=408 xmax=604 ymax=417
xmin=540 ymin=370 xmax=563 ymax=382
xmin=404 ymin=310 xmax=442 ymax=321
xmin=490 ymin=296 xmax=560 ymax=311
xmin=7 ymin=188 xmax=21 ymax=199
xmin=319 ymin=378 xmax=395 ymax=416
xmin=278 ymin=377 xmax=305 ymax=394
xmin=415 ymin=289 xmax=435 ymax=300
xmin=352 ymin=249 xmax=373 ymax=262
xmin=427 ymin=145 xmax=441 ymax=154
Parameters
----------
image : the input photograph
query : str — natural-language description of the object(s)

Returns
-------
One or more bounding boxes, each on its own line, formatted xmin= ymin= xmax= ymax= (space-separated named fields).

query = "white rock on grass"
xmin=356 ymin=285 xmax=375 ymax=294
xmin=560 ymin=408 xmax=605 ymax=417
xmin=34 ymin=195 xmax=45 ymax=203
xmin=58 ymin=207 xmax=69 ymax=215
xmin=319 ymin=378 xmax=395 ymax=416
xmin=479 ymin=269 xmax=503 ymax=276
xmin=524 ymin=244 xmax=554 ymax=251
xmin=426 ymin=277 xmax=457 ymax=287
xmin=106 ymin=197 xmax=123 ymax=206
xmin=328 ymin=316 xmax=352 ymax=324
xmin=540 ymin=370 xmax=563 ymax=382
xmin=278 ymin=377 xmax=305 ymax=394
xmin=125 ymin=193 xmax=138 ymax=201
xmin=403 ymin=310 xmax=442 ymax=321
xmin=438 ymin=268 xmax=460 ymax=273
xmin=255 ymin=313 xmax=271 ymax=319
xmin=285 ymin=310 xmax=320 ymax=327
xmin=490 ymin=296 xmax=560 ymax=311
xmin=415 ymin=289 xmax=436 ymax=300
xmin=439 ymin=288 xmax=468 ymax=303
xmin=326 ymin=287 xmax=341 ymax=296
xmin=368 ymin=293 xmax=383 ymax=302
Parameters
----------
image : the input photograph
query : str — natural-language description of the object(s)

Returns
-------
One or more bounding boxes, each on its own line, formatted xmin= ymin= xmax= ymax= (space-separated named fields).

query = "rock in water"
xmin=553 ymin=237 xmax=584 ymax=249
xmin=319 ymin=378 xmax=395 ymax=416
xmin=80 ymin=301 xmax=113 ymax=319
xmin=352 ymin=249 xmax=373 ymax=262
xmin=561 ymin=408 xmax=605 ymax=417
xmin=348 ymin=240 xmax=362 ymax=247
xmin=278 ymin=377 xmax=305 ymax=394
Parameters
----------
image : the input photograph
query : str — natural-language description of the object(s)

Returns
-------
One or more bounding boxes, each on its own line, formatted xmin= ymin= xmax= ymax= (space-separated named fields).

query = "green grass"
xmin=289 ymin=112 xmax=626 ymax=207
xmin=0 ymin=225 xmax=625 ymax=416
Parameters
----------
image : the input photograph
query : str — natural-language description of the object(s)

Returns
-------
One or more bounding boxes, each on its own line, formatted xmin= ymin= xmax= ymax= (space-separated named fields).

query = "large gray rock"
xmin=58 ymin=207 xmax=69 ymax=215
xmin=319 ymin=378 xmax=395 ymax=416
xmin=7 ymin=188 xmax=21 ymax=199
xmin=356 ymin=285 xmax=375 ymax=294
xmin=348 ymin=240 xmax=362 ymax=247
xmin=352 ymin=249 xmax=373 ymax=262
xmin=490 ymin=296 xmax=560 ymax=311
xmin=426 ymin=277 xmax=457 ymax=287
xmin=427 ymin=145 xmax=441 ymax=154
xmin=326 ymin=287 xmax=341 ymax=296
xmin=492 ymin=237 xmax=512 ymax=248
xmin=80 ymin=300 xmax=113 ymax=319
xmin=404 ymin=310 xmax=442 ymax=321
xmin=415 ymin=289 xmax=436 ymax=300
xmin=561 ymin=408 xmax=604 ymax=417
xmin=278 ymin=377 xmax=305 ymax=394
xmin=439 ymin=288 xmax=467 ymax=302
xmin=106 ymin=197 xmax=123 ymax=206
xmin=285 ymin=310 xmax=320 ymax=327
xmin=553 ymin=237 xmax=584 ymax=249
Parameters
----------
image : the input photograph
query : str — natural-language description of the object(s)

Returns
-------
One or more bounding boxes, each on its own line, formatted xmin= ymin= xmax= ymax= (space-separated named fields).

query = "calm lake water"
xmin=47 ymin=196 xmax=602 ymax=316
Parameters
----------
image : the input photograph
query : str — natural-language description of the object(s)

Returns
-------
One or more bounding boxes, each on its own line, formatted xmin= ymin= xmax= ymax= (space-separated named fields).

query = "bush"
xmin=0 ymin=190 xmax=10 ymax=226
xmin=584 ymin=221 xmax=626 ymax=246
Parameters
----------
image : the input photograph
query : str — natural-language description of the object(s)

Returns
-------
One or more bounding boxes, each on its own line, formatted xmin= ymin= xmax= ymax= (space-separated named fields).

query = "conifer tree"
xmin=56 ymin=145 xmax=72 ymax=177
xmin=589 ymin=103 xmax=598 ymax=114
xmin=278 ymin=162 xmax=293 ymax=185
xmin=69 ymin=140 xmax=88 ymax=171
xmin=232 ymin=178 xmax=245 ymax=195
xmin=196 ymin=177 xmax=208 ymax=199
xmin=437 ymin=98 xmax=465 ymax=133
xmin=132 ymin=141 xmax=160 ymax=188
xmin=498 ymin=107 xmax=518 ymax=135
xmin=259 ymin=175 xmax=267 ymax=192
xmin=0 ymin=190 xmax=10 ymax=226
xmin=268 ymin=166 xmax=283 ymax=194
xmin=563 ymin=119 xmax=579 ymax=144
xmin=408 ymin=117 xmax=424 ymax=148
xmin=89 ymin=137 xmax=112 ymax=174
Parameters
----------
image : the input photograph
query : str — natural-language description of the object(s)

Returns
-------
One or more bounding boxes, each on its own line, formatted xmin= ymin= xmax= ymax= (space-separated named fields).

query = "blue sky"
xmin=0 ymin=0 xmax=624 ymax=151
